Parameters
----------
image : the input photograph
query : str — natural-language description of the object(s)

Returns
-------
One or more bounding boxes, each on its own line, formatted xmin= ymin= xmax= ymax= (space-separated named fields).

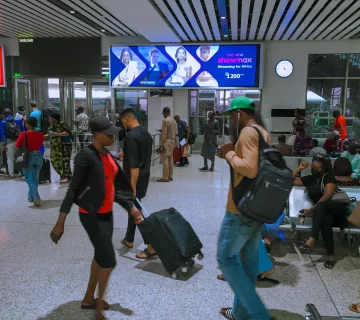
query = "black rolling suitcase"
xmin=39 ymin=159 xmax=51 ymax=184
xmin=137 ymin=200 xmax=204 ymax=279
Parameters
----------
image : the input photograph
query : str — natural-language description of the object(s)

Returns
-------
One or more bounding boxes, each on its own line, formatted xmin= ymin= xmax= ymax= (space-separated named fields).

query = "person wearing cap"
xmin=199 ymin=111 xmax=220 ymax=172
xmin=50 ymin=116 xmax=141 ymax=320
xmin=157 ymin=107 xmax=177 ymax=182
xmin=45 ymin=112 xmax=72 ymax=183
xmin=216 ymin=96 xmax=272 ymax=320
xmin=29 ymin=100 xmax=42 ymax=131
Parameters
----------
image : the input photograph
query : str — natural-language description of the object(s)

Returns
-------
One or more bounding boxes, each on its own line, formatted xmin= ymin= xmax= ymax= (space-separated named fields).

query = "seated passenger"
xmin=333 ymin=157 xmax=360 ymax=186
xmin=274 ymin=134 xmax=292 ymax=157
xmin=292 ymin=128 xmax=311 ymax=156
xmin=323 ymin=131 xmax=343 ymax=155
xmin=308 ymin=139 xmax=326 ymax=156
xmin=341 ymin=142 xmax=360 ymax=179
xmin=293 ymin=154 xmax=346 ymax=269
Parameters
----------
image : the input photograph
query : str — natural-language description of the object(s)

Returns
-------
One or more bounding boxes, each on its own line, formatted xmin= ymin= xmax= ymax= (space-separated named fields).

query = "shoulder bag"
xmin=15 ymin=132 xmax=29 ymax=170
xmin=320 ymin=173 xmax=350 ymax=203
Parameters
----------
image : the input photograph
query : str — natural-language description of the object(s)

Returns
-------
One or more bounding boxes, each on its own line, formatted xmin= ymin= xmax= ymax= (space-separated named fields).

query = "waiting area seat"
xmin=279 ymin=186 xmax=360 ymax=236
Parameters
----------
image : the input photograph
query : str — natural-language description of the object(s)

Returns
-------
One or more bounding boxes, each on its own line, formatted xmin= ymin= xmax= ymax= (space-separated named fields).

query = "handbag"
xmin=348 ymin=201 xmax=360 ymax=227
xmin=183 ymin=144 xmax=191 ymax=157
xmin=15 ymin=132 xmax=29 ymax=169
xmin=320 ymin=173 xmax=351 ymax=204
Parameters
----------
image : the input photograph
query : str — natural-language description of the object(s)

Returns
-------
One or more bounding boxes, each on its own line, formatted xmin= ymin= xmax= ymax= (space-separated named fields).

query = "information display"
xmin=109 ymin=44 xmax=260 ymax=88
xmin=0 ymin=46 xmax=5 ymax=87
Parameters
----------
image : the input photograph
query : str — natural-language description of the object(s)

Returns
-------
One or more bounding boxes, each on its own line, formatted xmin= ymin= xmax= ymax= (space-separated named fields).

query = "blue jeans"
xmin=217 ymin=211 xmax=270 ymax=320
xmin=23 ymin=151 xmax=43 ymax=202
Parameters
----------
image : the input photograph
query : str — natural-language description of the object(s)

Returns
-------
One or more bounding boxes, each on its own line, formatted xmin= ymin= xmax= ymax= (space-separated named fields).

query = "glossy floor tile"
xmin=0 ymin=155 xmax=359 ymax=319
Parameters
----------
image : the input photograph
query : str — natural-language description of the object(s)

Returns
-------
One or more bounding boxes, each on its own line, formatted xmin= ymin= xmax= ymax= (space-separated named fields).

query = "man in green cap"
xmin=216 ymin=96 xmax=272 ymax=320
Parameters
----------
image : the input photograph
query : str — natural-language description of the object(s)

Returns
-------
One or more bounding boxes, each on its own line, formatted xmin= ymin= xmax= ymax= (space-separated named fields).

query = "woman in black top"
xmin=293 ymin=154 xmax=346 ymax=269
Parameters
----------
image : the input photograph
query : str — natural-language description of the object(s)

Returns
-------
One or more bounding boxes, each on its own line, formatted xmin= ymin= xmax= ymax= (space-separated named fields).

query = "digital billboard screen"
xmin=0 ymin=46 xmax=5 ymax=87
xmin=109 ymin=44 xmax=260 ymax=88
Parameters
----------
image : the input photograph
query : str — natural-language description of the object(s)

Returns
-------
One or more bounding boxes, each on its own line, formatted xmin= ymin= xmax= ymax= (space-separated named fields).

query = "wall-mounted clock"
xmin=275 ymin=60 xmax=294 ymax=78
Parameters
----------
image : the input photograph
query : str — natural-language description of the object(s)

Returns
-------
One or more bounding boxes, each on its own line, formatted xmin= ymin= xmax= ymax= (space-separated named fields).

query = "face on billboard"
xmin=109 ymin=44 xmax=260 ymax=88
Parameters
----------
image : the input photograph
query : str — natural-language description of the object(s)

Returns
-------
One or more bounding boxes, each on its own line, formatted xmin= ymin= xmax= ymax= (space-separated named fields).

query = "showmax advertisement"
xmin=0 ymin=46 xmax=6 ymax=87
xmin=109 ymin=44 xmax=260 ymax=88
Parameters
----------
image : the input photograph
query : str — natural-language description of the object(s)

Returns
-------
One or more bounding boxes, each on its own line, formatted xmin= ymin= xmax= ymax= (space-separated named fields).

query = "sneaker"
xmin=209 ymin=167 xmax=215 ymax=172
xmin=199 ymin=167 xmax=208 ymax=171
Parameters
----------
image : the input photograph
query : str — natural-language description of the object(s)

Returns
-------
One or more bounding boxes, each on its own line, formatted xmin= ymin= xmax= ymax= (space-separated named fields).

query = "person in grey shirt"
xmin=308 ymin=139 xmax=326 ymax=156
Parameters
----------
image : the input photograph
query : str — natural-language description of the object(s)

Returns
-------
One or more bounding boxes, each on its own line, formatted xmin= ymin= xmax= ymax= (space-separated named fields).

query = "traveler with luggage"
xmin=74 ymin=107 xmax=89 ymax=150
xmin=174 ymin=115 xmax=190 ymax=167
xmin=50 ymin=116 xmax=141 ymax=320
xmin=216 ymin=97 xmax=274 ymax=320
xmin=157 ymin=107 xmax=177 ymax=182
xmin=45 ymin=112 xmax=72 ymax=184
xmin=118 ymin=108 xmax=156 ymax=259
xmin=0 ymin=108 xmax=25 ymax=178
xmin=16 ymin=117 xmax=44 ymax=206
xmin=293 ymin=155 xmax=345 ymax=269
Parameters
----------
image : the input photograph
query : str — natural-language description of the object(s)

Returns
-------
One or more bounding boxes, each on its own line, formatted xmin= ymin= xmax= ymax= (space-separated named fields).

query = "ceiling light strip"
xmin=273 ymin=0 xmax=302 ymax=40
xmin=290 ymin=0 xmax=328 ymax=40
xmin=229 ymin=0 xmax=238 ymax=40
xmin=240 ymin=0 xmax=250 ymax=40
xmin=153 ymin=0 xmax=189 ymax=41
xmin=265 ymin=0 xmax=288 ymax=40
xmin=204 ymin=0 xmax=221 ymax=40
xmin=248 ymin=0 xmax=263 ymax=40
xmin=256 ymin=0 xmax=276 ymax=39
xmin=179 ymin=0 xmax=205 ymax=40
xmin=217 ymin=0 xmax=229 ymax=37
xmin=282 ymin=0 xmax=316 ymax=40
xmin=299 ymin=0 xmax=342 ymax=40
xmin=166 ymin=0 xmax=197 ymax=41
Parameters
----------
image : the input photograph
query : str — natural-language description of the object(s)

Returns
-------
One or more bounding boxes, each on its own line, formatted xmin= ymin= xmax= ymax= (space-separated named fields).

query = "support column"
xmin=86 ymin=80 xmax=92 ymax=119
xmin=59 ymin=79 xmax=66 ymax=120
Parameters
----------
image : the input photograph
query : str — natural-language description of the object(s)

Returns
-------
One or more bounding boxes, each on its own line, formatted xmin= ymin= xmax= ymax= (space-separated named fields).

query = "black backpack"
xmin=231 ymin=126 xmax=293 ymax=224
xmin=5 ymin=118 xmax=21 ymax=140
xmin=187 ymin=131 xmax=197 ymax=145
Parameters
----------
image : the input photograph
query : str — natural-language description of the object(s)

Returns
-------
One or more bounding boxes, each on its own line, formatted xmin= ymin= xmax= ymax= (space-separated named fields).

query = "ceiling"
xmin=0 ymin=0 xmax=360 ymax=42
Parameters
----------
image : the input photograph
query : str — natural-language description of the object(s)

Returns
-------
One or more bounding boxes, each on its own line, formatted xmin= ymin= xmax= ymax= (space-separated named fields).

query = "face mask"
xmin=311 ymin=169 xmax=323 ymax=178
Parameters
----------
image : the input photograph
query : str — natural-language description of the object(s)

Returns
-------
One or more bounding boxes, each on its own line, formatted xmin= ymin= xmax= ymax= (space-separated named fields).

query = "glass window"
xmin=348 ymin=54 xmax=360 ymax=77
xmin=308 ymin=54 xmax=347 ymax=77
xmin=92 ymin=83 xmax=111 ymax=120
xmin=346 ymin=79 xmax=360 ymax=118
xmin=115 ymin=89 xmax=148 ymax=128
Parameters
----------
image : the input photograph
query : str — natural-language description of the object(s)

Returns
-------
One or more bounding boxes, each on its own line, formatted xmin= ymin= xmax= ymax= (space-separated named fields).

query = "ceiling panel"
xmin=0 ymin=0 xmax=360 ymax=42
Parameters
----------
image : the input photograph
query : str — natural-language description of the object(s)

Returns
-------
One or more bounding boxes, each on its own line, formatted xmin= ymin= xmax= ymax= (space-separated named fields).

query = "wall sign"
xmin=0 ymin=46 xmax=5 ymax=87
xmin=109 ymin=44 xmax=260 ymax=88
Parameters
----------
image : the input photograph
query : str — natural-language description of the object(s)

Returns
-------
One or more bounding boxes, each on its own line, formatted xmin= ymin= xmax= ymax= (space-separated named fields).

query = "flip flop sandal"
xmin=324 ymin=260 xmax=335 ymax=269
xmin=136 ymin=248 xmax=157 ymax=259
xmin=220 ymin=308 xmax=235 ymax=320
xmin=257 ymin=275 xmax=280 ymax=284
xmin=299 ymin=244 xmax=314 ymax=252
xmin=81 ymin=299 xmax=110 ymax=310
xmin=217 ymin=274 xmax=226 ymax=281
xmin=120 ymin=239 xmax=133 ymax=249
xmin=349 ymin=303 xmax=360 ymax=313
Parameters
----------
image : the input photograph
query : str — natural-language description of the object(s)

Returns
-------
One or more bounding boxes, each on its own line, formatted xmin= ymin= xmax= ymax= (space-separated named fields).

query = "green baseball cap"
xmin=222 ymin=96 xmax=255 ymax=115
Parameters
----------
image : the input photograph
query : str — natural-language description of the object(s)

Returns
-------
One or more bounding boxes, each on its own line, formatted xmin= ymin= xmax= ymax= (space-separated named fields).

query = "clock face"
xmin=275 ymin=60 xmax=294 ymax=78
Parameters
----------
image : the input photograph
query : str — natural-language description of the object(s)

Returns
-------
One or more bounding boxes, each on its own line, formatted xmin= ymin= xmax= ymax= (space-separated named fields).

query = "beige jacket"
xmin=161 ymin=116 xmax=177 ymax=157
xmin=225 ymin=125 xmax=271 ymax=214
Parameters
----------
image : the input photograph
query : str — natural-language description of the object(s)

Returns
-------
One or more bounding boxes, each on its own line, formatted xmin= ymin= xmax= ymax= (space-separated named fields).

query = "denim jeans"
xmin=217 ymin=211 xmax=270 ymax=320
xmin=23 ymin=151 xmax=43 ymax=202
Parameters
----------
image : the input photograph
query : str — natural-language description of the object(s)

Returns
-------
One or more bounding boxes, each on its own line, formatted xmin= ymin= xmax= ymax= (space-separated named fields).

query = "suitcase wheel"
xmin=197 ymin=253 xmax=204 ymax=260
xmin=171 ymin=272 xmax=178 ymax=280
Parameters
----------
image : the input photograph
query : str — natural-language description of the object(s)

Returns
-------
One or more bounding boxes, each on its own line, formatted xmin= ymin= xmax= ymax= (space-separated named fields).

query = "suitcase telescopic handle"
xmin=135 ymin=198 xmax=150 ymax=219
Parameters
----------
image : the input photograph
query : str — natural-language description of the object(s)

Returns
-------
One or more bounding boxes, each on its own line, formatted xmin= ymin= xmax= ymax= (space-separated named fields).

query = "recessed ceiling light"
xmin=70 ymin=10 xmax=75 ymax=13
xmin=221 ymin=16 xmax=226 ymax=19
xmin=101 ymin=29 xmax=106 ymax=32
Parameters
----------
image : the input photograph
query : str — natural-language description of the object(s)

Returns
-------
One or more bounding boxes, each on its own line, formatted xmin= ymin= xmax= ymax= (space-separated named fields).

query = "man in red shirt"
xmin=332 ymin=110 xmax=347 ymax=140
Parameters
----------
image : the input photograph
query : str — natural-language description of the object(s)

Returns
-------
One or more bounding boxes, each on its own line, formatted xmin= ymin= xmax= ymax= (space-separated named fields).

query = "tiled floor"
xmin=0 ymin=155 xmax=360 ymax=320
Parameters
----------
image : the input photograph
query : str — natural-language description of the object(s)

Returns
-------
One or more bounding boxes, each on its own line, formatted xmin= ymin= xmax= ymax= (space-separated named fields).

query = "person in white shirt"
xmin=308 ymin=139 xmax=326 ymax=156
xmin=14 ymin=106 xmax=26 ymax=123
xmin=74 ymin=107 xmax=89 ymax=150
